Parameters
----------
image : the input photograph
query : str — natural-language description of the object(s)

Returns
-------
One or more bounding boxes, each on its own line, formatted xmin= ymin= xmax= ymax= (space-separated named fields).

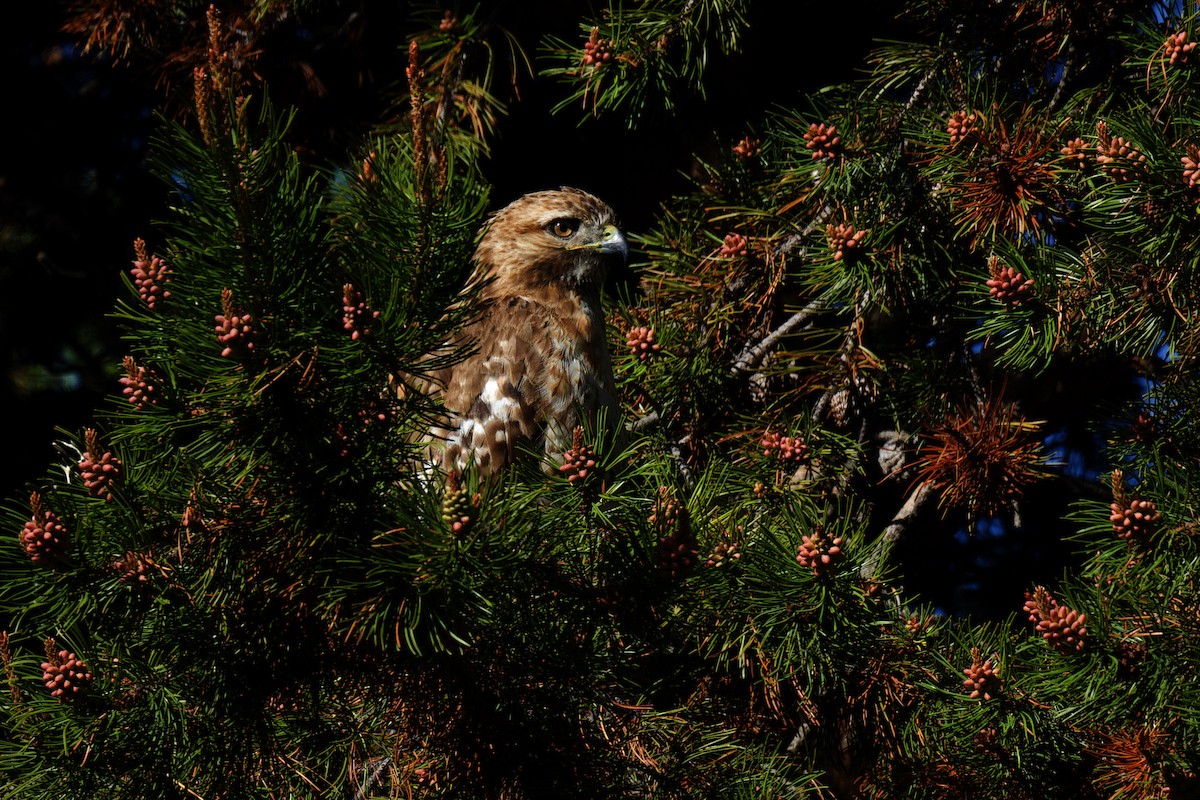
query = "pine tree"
xmin=5 ymin=1 xmax=1200 ymax=798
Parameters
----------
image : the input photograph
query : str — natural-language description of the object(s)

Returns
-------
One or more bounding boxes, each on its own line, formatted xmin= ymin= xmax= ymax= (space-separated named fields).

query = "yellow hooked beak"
xmin=590 ymin=224 xmax=629 ymax=261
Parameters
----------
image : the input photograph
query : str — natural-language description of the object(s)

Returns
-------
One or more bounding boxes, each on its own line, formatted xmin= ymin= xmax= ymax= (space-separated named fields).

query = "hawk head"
xmin=471 ymin=187 xmax=628 ymax=296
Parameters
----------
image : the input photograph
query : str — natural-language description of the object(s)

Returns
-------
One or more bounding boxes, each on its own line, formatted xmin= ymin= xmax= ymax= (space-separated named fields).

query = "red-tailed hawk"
xmin=423 ymin=187 xmax=627 ymax=476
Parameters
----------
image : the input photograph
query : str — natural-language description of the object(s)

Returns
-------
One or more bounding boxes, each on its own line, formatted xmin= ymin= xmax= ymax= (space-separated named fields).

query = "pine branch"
xmin=355 ymin=757 xmax=391 ymax=800
xmin=628 ymin=409 xmax=660 ymax=432
xmin=1048 ymin=41 xmax=1075 ymax=114
xmin=859 ymin=482 xmax=935 ymax=581
xmin=730 ymin=295 xmax=829 ymax=376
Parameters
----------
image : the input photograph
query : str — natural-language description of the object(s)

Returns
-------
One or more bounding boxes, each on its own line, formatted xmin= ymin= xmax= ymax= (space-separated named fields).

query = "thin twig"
xmin=859 ymin=482 xmax=935 ymax=580
xmin=770 ymin=204 xmax=834 ymax=261
xmin=1048 ymin=42 xmax=1075 ymax=114
xmin=731 ymin=296 xmax=829 ymax=375
xmin=669 ymin=439 xmax=694 ymax=486
xmin=627 ymin=410 xmax=660 ymax=432
xmin=356 ymin=757 xmax=391 ymax=800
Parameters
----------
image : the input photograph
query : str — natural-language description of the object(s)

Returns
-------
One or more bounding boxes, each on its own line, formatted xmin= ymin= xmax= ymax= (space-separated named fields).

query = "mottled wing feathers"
xmin=429 ymin=300 xmax=544 ymax=474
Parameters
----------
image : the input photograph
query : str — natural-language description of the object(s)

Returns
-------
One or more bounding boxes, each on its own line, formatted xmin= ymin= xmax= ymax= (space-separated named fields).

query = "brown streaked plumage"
xmin=424 ymin=187 xmax=627 ymax=475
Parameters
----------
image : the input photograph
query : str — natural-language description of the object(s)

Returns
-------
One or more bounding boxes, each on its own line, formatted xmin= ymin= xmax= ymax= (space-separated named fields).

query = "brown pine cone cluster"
xmin=336 ymin=402 xmax=391 ymax=457
xmin=719 ymin=232 xmax=748 ymax=258
xmin=973 ymin=727 xmax=1002 ymax=754
xmin=582 ymin=27 xmax=613 ymax=66
xmin=1023 ymin=586 xmax=1087 ymax=653
xmin=760 ymin=431 xmax=808 ymax=462
xmin=657 ymin=526 xmax=698 ymax=580
xmin=826 ymin=223 xmax=867 ymax=262
xmin=1109 ymin=497 xmax=1162 ymax=542
xmin=21 ymin=493 xmax=69 ymax=565
xmin=649 ymin=487 xmax=696 ymax=579
xmin=1060 ymin=136 xmax=1089 ymax=165
xmin=648 ymin=485 xmax=678 ymax=528
xmin=986 ymin=260 xmax=1033 ymax=305
xmin=625 ymin=326 xmax=662 ymax=361
xmin=827 ymin=373 xmax=879 ymax=428
xmin=1165 ymin=30 xmax=1196 ymax=65
xmin=704 ymin=528 xmax=743 ymax=568
xmin=79 ymin=428 xmax=122 ymax=502
xmin=113 ymin=550 xmax=162 ymax=589
xmin=1131 ymin=411 xmax=1157 ymax=442
xmin=41 ymin=647 xmax=93 ymax=703
xmin=359 ymin=150 xmax=379 ymax=183
xmin=559 ymin=426 xmax=599 ymax=485
xmin=732 ymin=135 xmax=761 ymax=160
xmin=441 ymin=475 xmax=480 ymax=536
xmin=947 ymin=111 xmax=979 ymax=145
xmin=961 ymin=649 xmax=1001 ymax=701
xmin=795 ymin=526 xmax=844 ymax=576
xmin=1181 ymin=145 xmax=1200 ymax=189
xmin=119 ymin=355 xmax=158 ymax=409
xmin=1115 ymin=641 xmax=1147 ymax=679
xmin=131 ymin=237 xmax=172 ymax=310
xmin=342 ymin=283 xmax=380 ymax=341
xmin=215 ymin=288 xmax=256 ymax=358
xmin=1096 ymin=123 xmax=1147 ymax=182
xmin=804 ymin=122 xmax=841 ymax=159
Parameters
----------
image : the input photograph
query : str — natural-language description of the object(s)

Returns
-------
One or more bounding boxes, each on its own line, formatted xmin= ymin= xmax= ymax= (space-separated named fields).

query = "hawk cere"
xmin=423 ymin=187 xmax=627 ymax=476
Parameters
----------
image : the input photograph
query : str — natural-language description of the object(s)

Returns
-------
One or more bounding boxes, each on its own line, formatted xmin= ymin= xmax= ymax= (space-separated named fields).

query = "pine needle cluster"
xmin=4 ymin=2 xmax=1200 ymax=798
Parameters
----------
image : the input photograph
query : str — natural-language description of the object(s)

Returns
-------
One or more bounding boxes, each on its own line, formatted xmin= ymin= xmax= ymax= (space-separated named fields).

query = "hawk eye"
xmin=549 ymin=218 xmax=580 ymax=238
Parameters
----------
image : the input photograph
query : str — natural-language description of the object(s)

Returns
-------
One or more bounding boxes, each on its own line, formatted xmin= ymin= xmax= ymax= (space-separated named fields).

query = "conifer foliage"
xmin=5 ymin=1 xmax=1200 ymax=798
